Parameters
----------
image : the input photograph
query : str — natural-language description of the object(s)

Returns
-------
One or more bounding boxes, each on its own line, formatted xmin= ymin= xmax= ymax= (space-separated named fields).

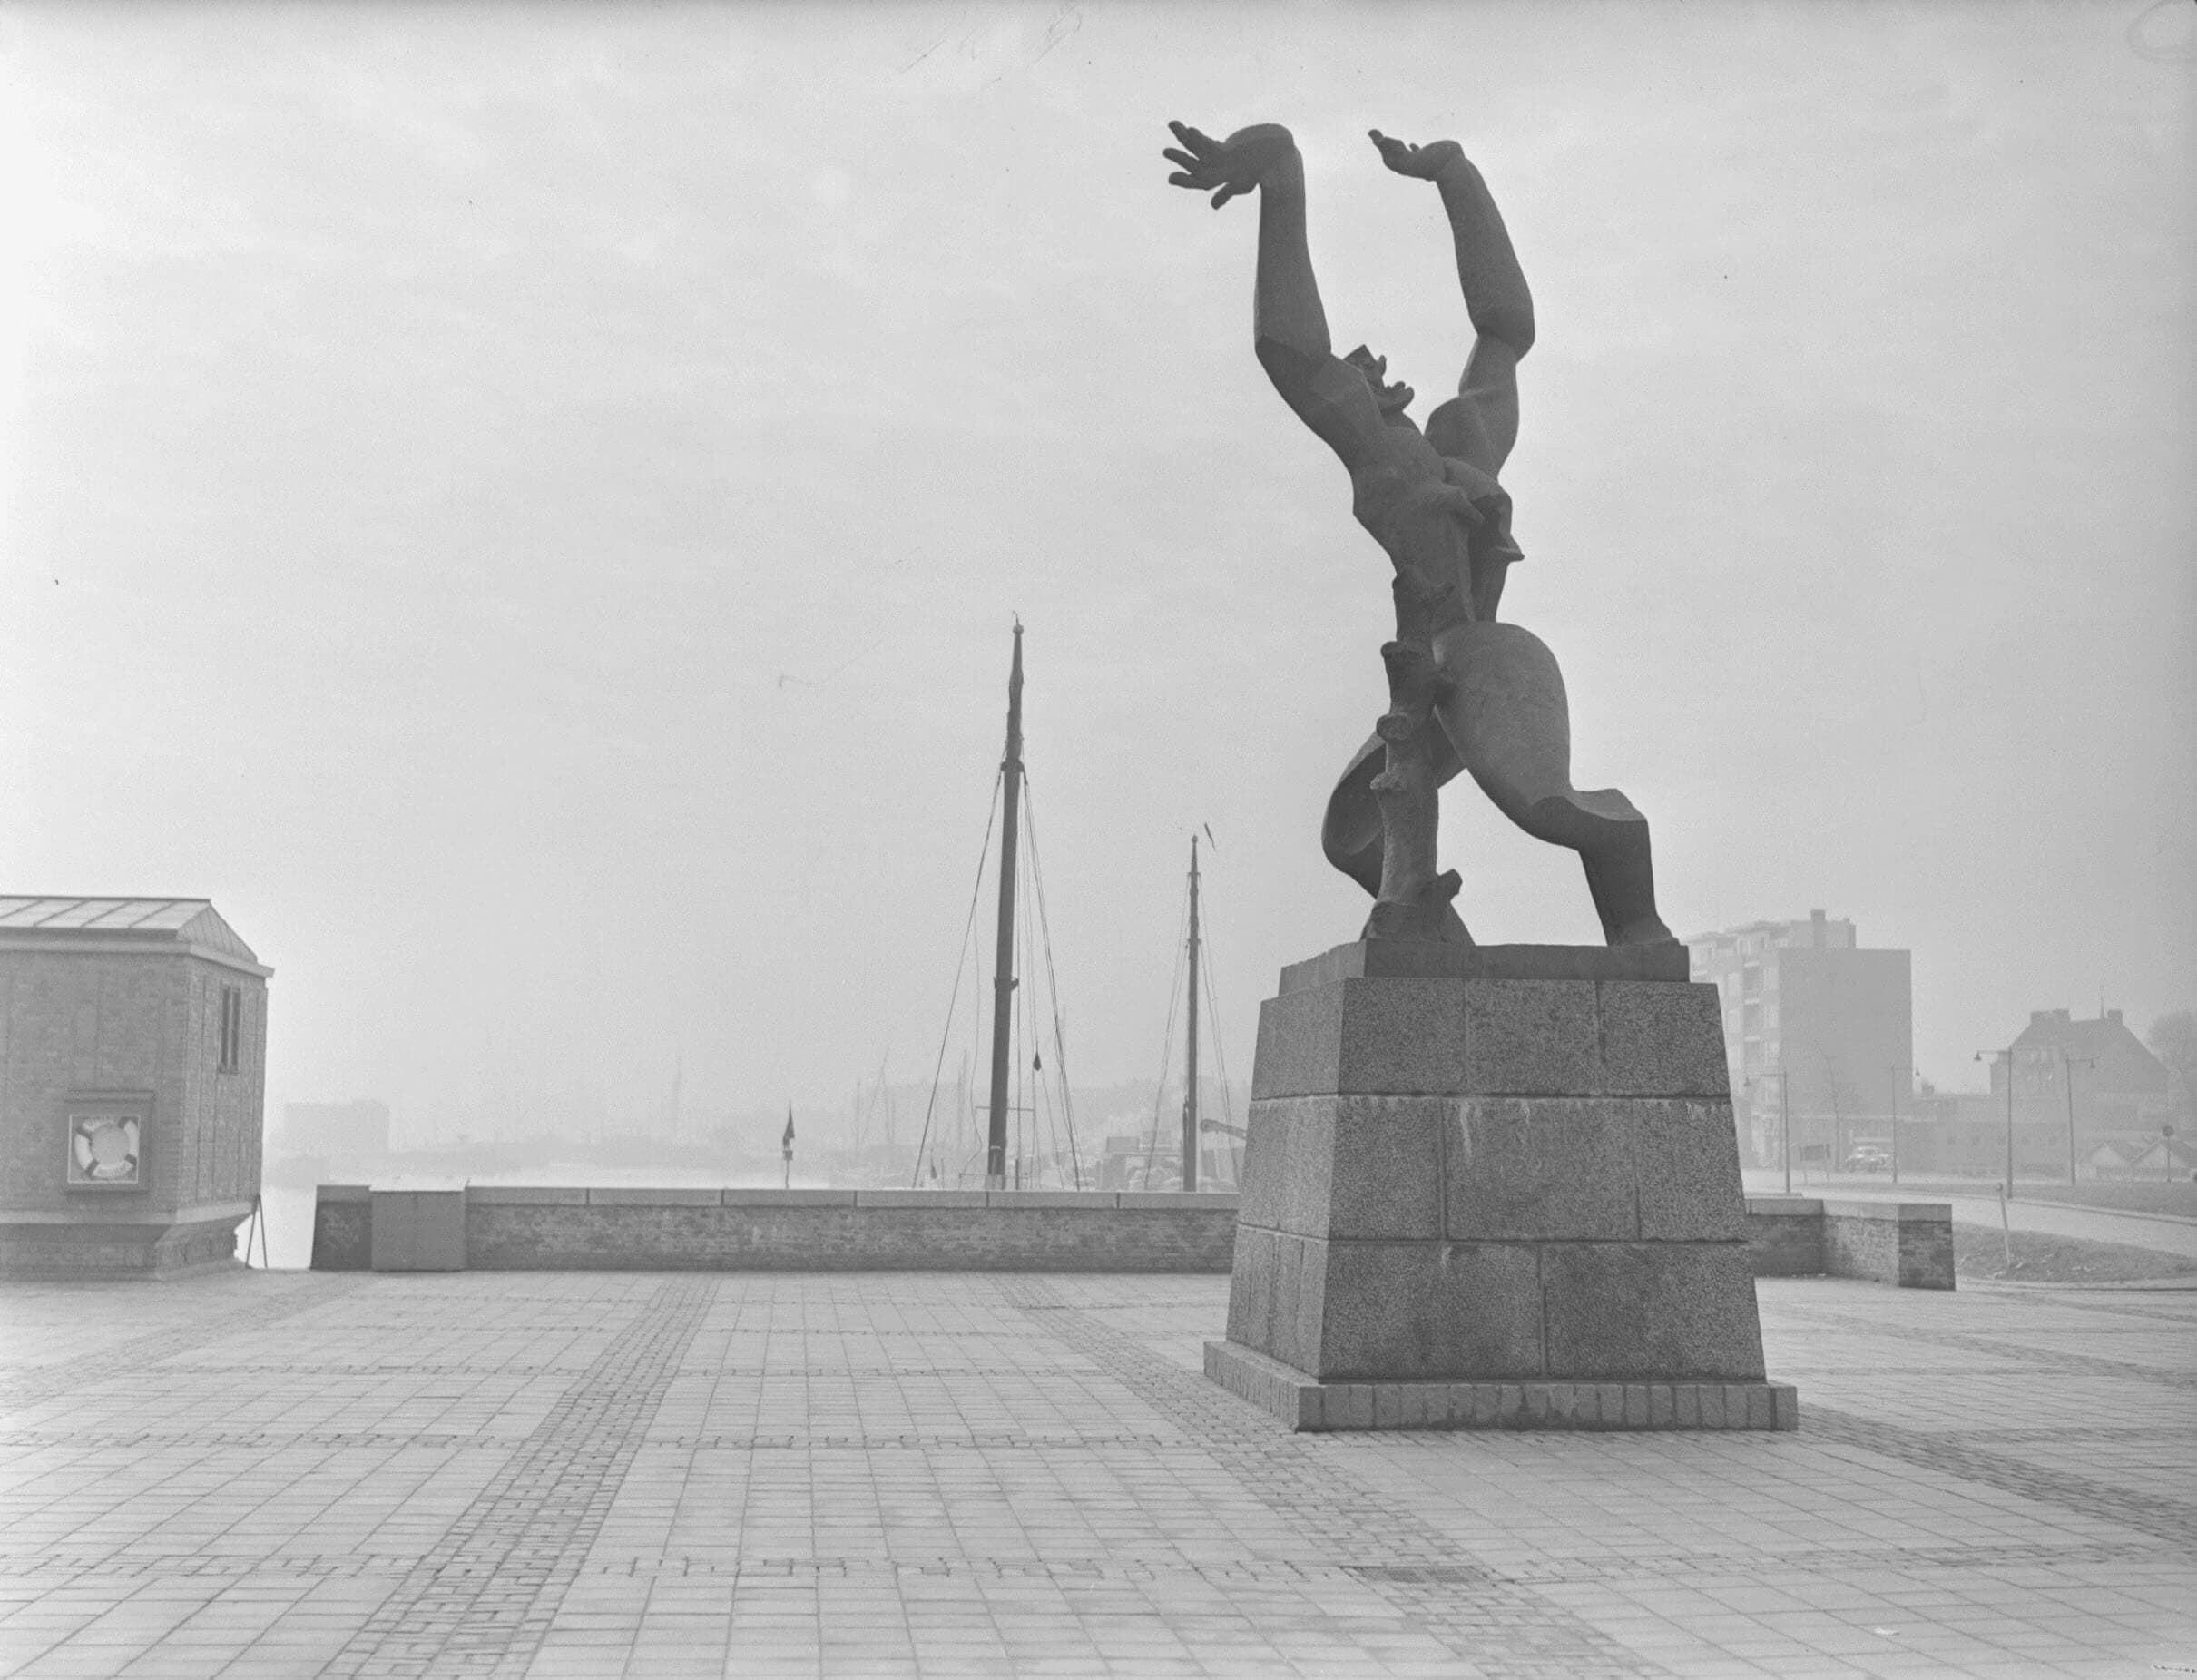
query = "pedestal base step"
xmin=1205 ymin=1340 xmax=1799 ymax=1433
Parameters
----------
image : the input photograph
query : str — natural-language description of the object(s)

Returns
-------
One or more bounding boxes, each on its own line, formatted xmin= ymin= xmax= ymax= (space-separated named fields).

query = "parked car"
xmin=1842 ymin=1145 xmax=1890 ymax=1173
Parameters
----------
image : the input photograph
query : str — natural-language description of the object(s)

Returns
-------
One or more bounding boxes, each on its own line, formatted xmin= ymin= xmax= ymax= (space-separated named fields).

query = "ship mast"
xmin=1182 ymin=834 xmax=1201 ymax=1191
xmin=985 ymin=620 xmax=1025 ymax=1189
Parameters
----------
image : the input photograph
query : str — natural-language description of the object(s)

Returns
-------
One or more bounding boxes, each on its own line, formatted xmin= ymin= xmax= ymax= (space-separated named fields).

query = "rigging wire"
xmin=1199 ymin=911 xmax=1239 ymax=1190
xmin=1016 ymin=820 xmax=1032 ymax=1183
xmin=1021 ymin=832 xmax=1054 ymax=1185
xmin=952 ymin=1048 xmax=972 ymax=1187
xmin=1143 ymin=887 xmax=1191 ymax=1186
xmin=1020 ymin=810 xmax=1050 ymax=1184
xmin=1195 ymin=865 xmax=1236 ymax=1129
xmin=1019 ymin=774 xmax=1084 ymax=1189
xmin=911 ymin=768 xmax=1004 ymax=1186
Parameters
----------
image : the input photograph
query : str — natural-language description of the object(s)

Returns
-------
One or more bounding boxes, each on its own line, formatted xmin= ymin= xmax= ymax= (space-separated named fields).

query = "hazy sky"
xmin=4 ymin=1 xmax=2192 ymax=1141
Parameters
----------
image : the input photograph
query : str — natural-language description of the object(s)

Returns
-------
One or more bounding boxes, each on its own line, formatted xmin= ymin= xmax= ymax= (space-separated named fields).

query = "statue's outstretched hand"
xmin=1369 ymin=131 xmax=1465 ymax=180
xmin=1164 ymin=121 xmax=1292 ymax=209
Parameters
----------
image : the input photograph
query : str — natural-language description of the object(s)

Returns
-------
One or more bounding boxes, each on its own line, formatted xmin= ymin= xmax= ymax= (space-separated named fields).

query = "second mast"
xmin=985 ymin=620 xmax=1025 ymax=1188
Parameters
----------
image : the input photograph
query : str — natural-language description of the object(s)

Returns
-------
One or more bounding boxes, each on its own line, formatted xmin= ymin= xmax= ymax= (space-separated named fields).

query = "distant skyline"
xmin=4 ymin=1 xmax=2192 ymax=1144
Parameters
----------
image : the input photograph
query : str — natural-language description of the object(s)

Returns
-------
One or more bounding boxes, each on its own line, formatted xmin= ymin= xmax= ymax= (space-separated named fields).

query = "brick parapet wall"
xmin=311 ymin=1186 xmax=1241 ymax=1272
xmin=316 ymin=1186 xmax=1952 ymax=1286
xmin=1741 ymin=1197 xmax=1825 ymax=1276
xmin=1744 ymin=1196 xmax=1954 ymax=1289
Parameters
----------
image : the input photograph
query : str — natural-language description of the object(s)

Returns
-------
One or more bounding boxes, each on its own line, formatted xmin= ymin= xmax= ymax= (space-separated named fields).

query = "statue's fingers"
xmin=1167 ymin=172 xmax=1206 ymax=190
xmin=1210 ymin=182 xmax=1242 ymax=209
xmin=1162 ymin=147 xmax=1199 ymax=171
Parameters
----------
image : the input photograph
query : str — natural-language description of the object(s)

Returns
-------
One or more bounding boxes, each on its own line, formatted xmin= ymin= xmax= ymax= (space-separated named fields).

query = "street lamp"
xmin=1811 ymin=1045 xmax=1844 ymax=1183
xmin=1746 ymin=1069 xmax=1792 ymax=1194
xmin=1887 ymin=1065 xmax=1919 ymax=1185
xmin=1976 ymin=1046 xmax=2016 ymax=1199
xmin=2057 ymin=1048 xmax=2094 ymax=1186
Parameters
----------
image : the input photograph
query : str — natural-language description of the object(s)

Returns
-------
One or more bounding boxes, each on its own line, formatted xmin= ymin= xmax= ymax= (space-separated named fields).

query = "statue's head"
xmin=1346 ymin=345 xmax=1414 ymax=417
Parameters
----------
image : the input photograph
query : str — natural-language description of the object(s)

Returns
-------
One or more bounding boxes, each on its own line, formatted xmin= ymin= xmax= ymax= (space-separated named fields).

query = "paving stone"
xmin=0 ymin=1270 xmax=2191 ymax=1677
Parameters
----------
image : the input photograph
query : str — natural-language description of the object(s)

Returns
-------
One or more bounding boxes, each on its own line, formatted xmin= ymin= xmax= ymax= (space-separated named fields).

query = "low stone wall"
xmin=311 ymin=1186 xmax=1241 ymax=1273
xmin=315 ymin=1185 xmax=1952 ymax=1286
xmin=1743 ymin=1196 xmax=1954 ymax=1289
xmin=309 ymin=1194 xmax=371 ymax=1272
xmin=1821 ymin=1199 xmax=1956 ymax=1289
xmin=1742 ymin=1197 xmax=1825 ymax=1276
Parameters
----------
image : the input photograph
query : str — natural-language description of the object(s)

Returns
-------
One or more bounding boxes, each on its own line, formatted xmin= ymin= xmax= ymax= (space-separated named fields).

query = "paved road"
xmin=1743 ymin=1174 xmax=2197 ymax=1259
xmin=1927 ymin=1194 xmax=2197 ymax=1260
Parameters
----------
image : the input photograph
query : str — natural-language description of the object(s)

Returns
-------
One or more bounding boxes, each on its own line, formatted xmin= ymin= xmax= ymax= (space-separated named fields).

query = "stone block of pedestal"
xmin=1205 ymin=941 xmax=1798 ymax=1430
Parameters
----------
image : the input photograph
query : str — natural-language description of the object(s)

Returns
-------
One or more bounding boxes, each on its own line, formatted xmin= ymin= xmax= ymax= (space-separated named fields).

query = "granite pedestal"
xmin=1205 ymin=940 xmax=1797 ymax=1430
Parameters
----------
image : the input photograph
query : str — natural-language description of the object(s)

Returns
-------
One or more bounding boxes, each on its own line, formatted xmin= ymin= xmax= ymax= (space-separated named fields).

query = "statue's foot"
xmin=1363 ymin=872 xmax=1475 ymax=946
xmin=1574 ymin=826 xmax=1671 ymax=949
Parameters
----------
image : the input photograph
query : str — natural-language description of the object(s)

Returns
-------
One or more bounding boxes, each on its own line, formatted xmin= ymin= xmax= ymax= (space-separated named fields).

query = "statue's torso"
xmin=1349 ymin=425 xmax=1508 ymax=629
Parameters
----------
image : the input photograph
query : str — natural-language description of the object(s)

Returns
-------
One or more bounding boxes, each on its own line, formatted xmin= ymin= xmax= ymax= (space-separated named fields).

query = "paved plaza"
xmin=1 ymin=1267 xmax=2192 ymax=1679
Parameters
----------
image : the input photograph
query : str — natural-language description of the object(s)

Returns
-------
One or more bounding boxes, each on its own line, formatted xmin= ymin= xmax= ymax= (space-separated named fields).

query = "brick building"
xmin=1899 ymin=1007 xmax=2179 ymax=1181
xmin=1687 ymin=911 xmax=1913 ymax=1172
xmin=2001 ymin=1008 xmax=2172 ymax=1143
xmin=1896 ymin=1093 xmax=2069 ymax=1180
xmin=0 ymin=897 xmax=270 ymax=1274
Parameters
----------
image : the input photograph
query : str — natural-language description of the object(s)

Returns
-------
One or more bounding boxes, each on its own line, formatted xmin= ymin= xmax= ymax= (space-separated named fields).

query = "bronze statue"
xmin=1164 ymin=122 xmax=1675 ymax=949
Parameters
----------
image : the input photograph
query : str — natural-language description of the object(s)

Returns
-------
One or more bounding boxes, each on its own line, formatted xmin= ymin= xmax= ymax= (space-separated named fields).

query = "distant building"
xmin=1903 ymin=1008 xmax=2178 ymax=1180
xmin=2002 ymin=1008 xmax=2171 ymax=1142
xmin=2084 ymin=1135 xmax=2196 ymax=1180
xmin=284 ymin=1099 xmax=391 ymax=1157
xmin=1687 ymin=911 xmax=1912 ymax=1170
xmin=1898 ymin=1092 xmax=2066 ymax=1179
xmin=0 ymin=897 xmax=270 ymax=1274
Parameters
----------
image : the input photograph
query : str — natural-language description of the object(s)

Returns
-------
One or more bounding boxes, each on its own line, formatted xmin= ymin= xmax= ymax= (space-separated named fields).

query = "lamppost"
xmin=1746 ymin=1069 xmax=1792 ymax=1194
xmin=1976 ymin=1045 xmax=2016 ymax=1198
xmin=1887 ymin=1065 xmax=1917 ymax=1185
xmin=1811 ymin=1046 xmax=1844 ymax=1181
xmin=2057 ymin=1048 xmax=2094 ymax=1186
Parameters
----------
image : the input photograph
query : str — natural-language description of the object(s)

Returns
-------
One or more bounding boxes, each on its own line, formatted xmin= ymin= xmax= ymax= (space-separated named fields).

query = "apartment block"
xmin=1687 ymin=911 xmax=1912 ymax=1170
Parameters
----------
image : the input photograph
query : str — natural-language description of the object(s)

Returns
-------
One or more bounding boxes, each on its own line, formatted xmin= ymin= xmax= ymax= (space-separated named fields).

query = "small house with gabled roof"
xmin=2001 ymin=1007 xmax=2172 ymax=1143
xmin=0 ymin=897 xmax=270 ymax=1274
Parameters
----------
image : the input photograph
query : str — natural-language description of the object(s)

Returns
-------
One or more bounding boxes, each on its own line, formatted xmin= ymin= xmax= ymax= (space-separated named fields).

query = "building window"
xmin=218 ymin=987 xmax=242 ymax=1074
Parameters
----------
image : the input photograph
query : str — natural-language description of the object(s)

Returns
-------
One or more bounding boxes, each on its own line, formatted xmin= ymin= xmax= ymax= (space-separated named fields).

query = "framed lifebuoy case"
xmin=64 ymin=1094 xmax=152 ymax=1192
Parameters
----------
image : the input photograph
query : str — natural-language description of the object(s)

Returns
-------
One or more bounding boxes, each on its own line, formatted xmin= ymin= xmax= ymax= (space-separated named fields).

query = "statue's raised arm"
xmin=1163 ymin=121 xmax=1388 ymax=471
xmin=1369 ymin=130 xmax=1535 ymax=476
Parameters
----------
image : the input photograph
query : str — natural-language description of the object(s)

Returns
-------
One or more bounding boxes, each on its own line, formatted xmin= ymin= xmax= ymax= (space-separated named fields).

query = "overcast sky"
xmin=4 ymin=0 xmax=2192 ymax=1141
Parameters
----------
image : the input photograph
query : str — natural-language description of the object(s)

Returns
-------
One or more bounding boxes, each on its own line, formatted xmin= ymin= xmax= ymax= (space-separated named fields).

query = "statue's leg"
xmin=1320 ymin=727 xmax=1464 ymax=898
xmin=1432 ymin=621 xmax=1676 ymax=948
